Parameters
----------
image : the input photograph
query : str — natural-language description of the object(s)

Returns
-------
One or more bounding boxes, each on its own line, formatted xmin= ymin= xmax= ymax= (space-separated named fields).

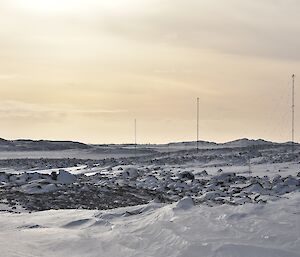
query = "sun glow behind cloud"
xmin=11 ymin=0 xmax=83 ymax=14
xmin=10 ymin=0 xmax=141 ymax=15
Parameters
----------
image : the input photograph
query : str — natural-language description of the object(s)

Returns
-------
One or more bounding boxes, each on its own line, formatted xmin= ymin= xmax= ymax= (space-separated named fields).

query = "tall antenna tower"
xmin=134 ymin=118 xmax=137 ymax=157
xmin=292 ymin=74 xmax=295 ymax=152
xmin=197 ymin=97 xmax=199 ymax=152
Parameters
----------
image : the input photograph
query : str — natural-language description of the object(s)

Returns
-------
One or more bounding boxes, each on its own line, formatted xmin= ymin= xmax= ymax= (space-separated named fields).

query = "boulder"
xmin=122 ymin=167 xmax=139 ymax=179
xmin=178 ymin=171 xmax=195 ymax=181
xmin=57 ymin=170 xmax=76 ymax=184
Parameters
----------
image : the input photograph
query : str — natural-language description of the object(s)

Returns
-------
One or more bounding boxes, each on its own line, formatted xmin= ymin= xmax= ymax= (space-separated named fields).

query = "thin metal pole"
xmin=197 ymin=97 xmax=199 ymax=152
xmin=134 ymin=118 xmax=137 ymax=157
xmin=292 ymin=74 xmax=295 ymax=152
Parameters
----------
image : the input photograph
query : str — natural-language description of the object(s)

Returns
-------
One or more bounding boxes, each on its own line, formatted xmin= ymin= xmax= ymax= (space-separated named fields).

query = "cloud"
xmin=0 ymin=101 xmax=127 ymax=121
xmin=92 ymin=0 xmax=300 ymax=61
xmin=0 ymin=74 xmax=19 ymax=80
xmin=2 ymin=0 xmax=300 ymax=61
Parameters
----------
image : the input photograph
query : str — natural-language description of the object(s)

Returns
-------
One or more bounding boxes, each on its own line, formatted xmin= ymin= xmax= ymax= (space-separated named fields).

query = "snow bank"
xmin=174 ymin=196 xmax=194 ymax=210
xmin=0 ymin=193 xmax=299 ymax=257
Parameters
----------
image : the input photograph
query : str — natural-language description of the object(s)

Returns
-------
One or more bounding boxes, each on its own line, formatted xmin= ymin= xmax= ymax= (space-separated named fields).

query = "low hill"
xmin=0 ymin=138 xmax=91 ymax=151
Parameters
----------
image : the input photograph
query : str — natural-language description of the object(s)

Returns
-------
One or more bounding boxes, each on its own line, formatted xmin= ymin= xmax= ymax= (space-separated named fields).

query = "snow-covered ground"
xmin=0 ymin=194 xmax=299 ymax=257
xmin=0 ymin=141 xmax=299 ymax=256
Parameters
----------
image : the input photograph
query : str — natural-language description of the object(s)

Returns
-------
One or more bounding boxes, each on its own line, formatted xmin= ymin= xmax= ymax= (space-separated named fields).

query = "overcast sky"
xmin=0 ymin=0 xmax=299 ymax=143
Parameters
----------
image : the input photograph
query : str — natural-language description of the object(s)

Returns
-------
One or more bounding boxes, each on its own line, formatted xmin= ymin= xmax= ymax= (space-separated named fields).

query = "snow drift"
xmin=0 ymin=193 xmax=299 ymax=257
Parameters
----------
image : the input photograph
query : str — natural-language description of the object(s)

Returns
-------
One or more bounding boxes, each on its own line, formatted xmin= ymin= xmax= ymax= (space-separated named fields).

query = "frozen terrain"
xmin=0 ymin=138 xmax=299 ymax=256
xmin=1 ymin=193 xmax=299 ymax=257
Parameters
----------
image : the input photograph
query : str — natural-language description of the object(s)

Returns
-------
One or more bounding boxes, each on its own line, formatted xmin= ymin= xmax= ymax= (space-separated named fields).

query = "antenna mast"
xmin=134 ymin=118 xmax=137 ymax=156
xmin=292 ymin=74 xmax=295 ymax=152
xmin=197 ymin=97 xmax=199 ymax=152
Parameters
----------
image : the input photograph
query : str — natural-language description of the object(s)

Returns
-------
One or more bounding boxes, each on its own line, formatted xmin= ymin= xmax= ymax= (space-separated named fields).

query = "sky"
xmin=0 ymin=0 xmax=300 ymax=144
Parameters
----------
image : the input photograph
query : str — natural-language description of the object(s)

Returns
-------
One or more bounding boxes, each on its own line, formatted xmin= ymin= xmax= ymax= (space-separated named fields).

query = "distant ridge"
xmin=0 ymin=138 xmax=91 ymax=151
xmin=167 ymin=140 xmax=217 ymax=147
xmin=222 ymin=138 xmax=274 ymax=147
xmin=0 ymin=137 xmax=296 ymax=152
xmin=154 ymin=138 xmax=276 ymax=150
